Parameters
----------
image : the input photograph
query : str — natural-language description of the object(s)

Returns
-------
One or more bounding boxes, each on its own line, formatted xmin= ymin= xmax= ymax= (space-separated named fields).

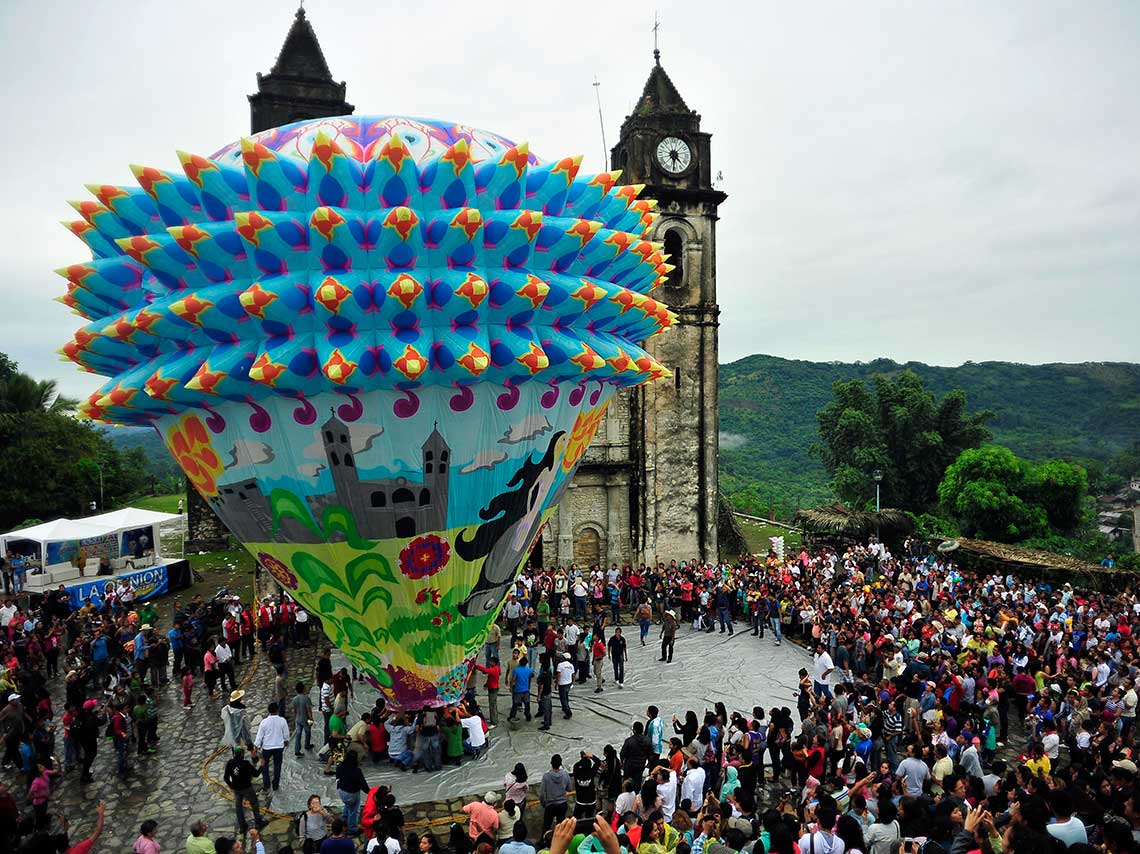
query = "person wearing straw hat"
xmin=221 ymin=689 xmax=252 ymax=754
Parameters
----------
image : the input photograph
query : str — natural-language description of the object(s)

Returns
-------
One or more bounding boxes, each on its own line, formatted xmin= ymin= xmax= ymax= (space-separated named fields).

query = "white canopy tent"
xmin=1 ymin=507 xmax=184 ymax=574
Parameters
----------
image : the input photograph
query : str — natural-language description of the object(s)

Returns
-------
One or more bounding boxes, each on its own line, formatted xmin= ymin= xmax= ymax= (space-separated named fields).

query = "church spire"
xmin=270 ymin=4 xmax=335 ymax=80
xmin=630 ymin=60 xmax=691 ymax=117
xmin=248 ymin=4 xmax=354 ymax=134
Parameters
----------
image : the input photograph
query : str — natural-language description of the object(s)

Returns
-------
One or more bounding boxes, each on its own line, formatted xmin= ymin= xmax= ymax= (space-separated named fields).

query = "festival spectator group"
xmin=1 ymin=532 xmax=1140 ymax=854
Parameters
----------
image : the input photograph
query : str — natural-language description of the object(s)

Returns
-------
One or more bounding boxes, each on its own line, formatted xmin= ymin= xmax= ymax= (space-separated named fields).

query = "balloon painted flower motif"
xmin=398 ymin=535 xmax=450 ymax=580
xmin=258 ymin=552 xmax=299 ymax=591
xmin=561 ymin=402 xmax=610 ymax=472
xmin=164 ymin=414 xmax=224 ymax=497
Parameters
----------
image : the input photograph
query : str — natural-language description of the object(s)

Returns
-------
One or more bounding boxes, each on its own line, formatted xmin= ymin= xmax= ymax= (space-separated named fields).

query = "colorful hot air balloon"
xmin=58 ymin=116 xmax=674 ymax=709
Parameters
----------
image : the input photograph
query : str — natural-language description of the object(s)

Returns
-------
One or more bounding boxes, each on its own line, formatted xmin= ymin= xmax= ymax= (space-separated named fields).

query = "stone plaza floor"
xmin=2 ymin=620 xmax=810 ymax=852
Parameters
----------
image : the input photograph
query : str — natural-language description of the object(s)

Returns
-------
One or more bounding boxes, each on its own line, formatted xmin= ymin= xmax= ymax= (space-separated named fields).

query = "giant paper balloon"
xmin=58 ymin=116 xmax=673 ymax=708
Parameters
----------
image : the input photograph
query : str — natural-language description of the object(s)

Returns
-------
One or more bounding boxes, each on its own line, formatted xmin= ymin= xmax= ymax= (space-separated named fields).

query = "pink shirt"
xmin=29 ymin=774 xmax=51 ymax=805
xmin=133 ymin=836 xmax=161 ymax=854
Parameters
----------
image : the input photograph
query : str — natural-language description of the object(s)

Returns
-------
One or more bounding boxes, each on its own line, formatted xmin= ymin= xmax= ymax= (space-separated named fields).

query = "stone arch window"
xmin=393 ymin=488 xmax=415 ymax=504
xmin=395 ymin=517 xmax=416 ymax=537
xmin=330 ymin=451 xmax=340 ymax=466
xmin=370 ymin=491 xmax=387 ymax=508
xmin=425 ymin=462 xmax=433 ymax=474
xmin=663 ymin=228 xmax=684 ymax=290
xmin=344 ymin=453 xmax=354 ymax=468
xmin=440 ymin=450 xmax=449 ymax=462
xmin=419 ymin=489 xmax=430 ymax=506
xmin=425 ymin=450 xmax=434 ymax=462
xmin=324 ymin=430 xmax=333 ymax=443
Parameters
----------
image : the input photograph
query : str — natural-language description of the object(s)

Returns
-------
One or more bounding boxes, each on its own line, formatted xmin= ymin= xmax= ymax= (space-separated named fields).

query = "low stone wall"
xmin=403 ymin=782 xmax=578 ymax=841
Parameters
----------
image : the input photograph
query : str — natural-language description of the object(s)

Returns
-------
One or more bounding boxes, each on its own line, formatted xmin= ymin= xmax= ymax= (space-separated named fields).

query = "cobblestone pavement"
xmin=0 ymin=626 xmax=318 ymax=854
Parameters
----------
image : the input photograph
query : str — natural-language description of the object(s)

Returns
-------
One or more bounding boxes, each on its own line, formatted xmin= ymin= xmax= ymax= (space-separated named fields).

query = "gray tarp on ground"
xmin=261 ymin=625 xmax=811 ymax=812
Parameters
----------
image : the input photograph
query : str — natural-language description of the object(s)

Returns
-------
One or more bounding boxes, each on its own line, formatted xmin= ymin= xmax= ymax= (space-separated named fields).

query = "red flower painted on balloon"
xmin=258 ymin=552 xmax=298 ymax=591
xmin=398 ymin=535 xmax=450 ymax=580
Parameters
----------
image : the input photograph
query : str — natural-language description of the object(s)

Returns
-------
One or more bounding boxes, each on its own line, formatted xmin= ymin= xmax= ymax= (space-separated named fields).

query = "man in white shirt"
xmin=461 ymin=713 xmax=487 ymax=758
xmin=680 ymin=756 xmax=705 ymax=808
xmin=215 ymin=639 xmax=237 ymax=692
xmin=798 ymin=807 xmax=845 ymax=854
xmin=655 ymin=766 xmax=678 ymax=822
xmin=0 ymin=601 xmax=16 ymax=628
xmin=253 ymin=701 xmax=291 ymax=791
xmin=813 ymin=644 xmax=835 ymax=700
xmin=556 ymin=654 xmax=575 ymax=719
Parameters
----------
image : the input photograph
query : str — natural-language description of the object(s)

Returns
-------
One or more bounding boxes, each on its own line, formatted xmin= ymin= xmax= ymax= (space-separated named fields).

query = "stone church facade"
xmin=187 ymin=10 xmax=724 ymax=567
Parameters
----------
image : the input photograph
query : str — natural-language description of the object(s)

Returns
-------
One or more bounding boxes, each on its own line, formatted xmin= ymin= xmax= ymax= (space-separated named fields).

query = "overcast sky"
xmin=1 ymin=1 xmax=1137 ymax=400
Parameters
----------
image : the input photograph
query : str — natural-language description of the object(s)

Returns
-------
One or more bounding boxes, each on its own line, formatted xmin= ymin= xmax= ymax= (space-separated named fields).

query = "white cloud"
xmin=225 ymin=440 xmax=275 ymax=469
xmin=302 ymin=422 xmax=384 ymax=459
xmin=460 ymin=449 xmax=508 ymax=474
xmin=500 ymin=414 xmax=551 ymax=445
xmin=298 ymin=463 xmax=327 ymax=478
xmin=5 ymin=0 xmax=1140 ymax=409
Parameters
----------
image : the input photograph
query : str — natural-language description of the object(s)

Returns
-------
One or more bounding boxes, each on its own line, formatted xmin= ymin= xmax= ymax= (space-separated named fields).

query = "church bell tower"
xmin=611 ymin=48 xmax=726 ymax=565
xmin=248 ymin=6 xmax=354 ymax=134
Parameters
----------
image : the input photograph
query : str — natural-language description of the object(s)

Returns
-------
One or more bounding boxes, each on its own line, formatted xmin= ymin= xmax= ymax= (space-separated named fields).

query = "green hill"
xmin=719 ymin=355 xmax=1140 ymax=517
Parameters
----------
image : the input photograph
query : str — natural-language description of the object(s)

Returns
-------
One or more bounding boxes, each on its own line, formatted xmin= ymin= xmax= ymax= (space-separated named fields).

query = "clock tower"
xmin=611 ymin=49 xmax=726 ymax=564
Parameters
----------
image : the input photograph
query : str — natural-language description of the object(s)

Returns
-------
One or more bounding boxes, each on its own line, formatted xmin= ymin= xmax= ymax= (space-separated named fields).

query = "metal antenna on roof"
xmin=593 ymin=76 xmax=609 ymax=169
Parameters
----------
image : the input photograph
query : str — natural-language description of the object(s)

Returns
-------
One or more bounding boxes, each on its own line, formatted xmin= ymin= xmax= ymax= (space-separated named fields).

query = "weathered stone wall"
xmin=184 ymin=477 xmax=231 ymax=552
xmin=545 ymin=392 xmax=634 ymax=569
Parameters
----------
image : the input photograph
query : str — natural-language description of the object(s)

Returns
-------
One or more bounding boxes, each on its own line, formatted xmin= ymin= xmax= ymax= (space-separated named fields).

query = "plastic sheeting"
xmin=260 ymin=629 xmax=811 ymax=813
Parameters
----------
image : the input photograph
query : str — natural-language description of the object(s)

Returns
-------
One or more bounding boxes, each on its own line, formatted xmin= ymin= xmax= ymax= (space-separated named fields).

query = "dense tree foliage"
xmin=0 ymin=354 xmax=149 ymax=530
xmin=812 ymin=370 xmax=993 ymax=513
xmin=719 ymin=355 xmax=1140 ymax=517
xmin=0 ymin=372 xmax=78 ymax=414
xmin=937 ymin=446 xmax=1088 ymax=542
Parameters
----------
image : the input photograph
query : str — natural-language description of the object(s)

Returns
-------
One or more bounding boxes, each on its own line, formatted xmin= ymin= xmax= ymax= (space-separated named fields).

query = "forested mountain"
xmin=720 ymin=355 xmax=1140 ymax=517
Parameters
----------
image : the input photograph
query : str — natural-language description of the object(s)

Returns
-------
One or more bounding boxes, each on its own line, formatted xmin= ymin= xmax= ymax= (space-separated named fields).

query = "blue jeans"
xmin=640 ymin=619 xmax=650 ymax=643
xmin=260 ymin=747 xmax=284 ymax=789
xmin=718 ymin=608 xmax=733 ymax=632
xmin=510 ymin=691 xmax=532 ymax=721
xmin=770 ymin=617 xmax=782 ymax=641
xmin=339 ymin=789 xmax=361 ymax=833
xmin=415 ymin=734 xmax=441 ymax=771
xmin=814 ymin=681 xmax=833 ymax=700
xmin=64 ymin=737 xmax=79 ymax=771
xmin=293 ymin=718 xmax=312 ymax=753
xmin=114 ymin=738 xmax=129 ymax=777
xmin=483 ymin=642 xmax=498 ymax=667
xmin=391 ymin=749 xmax=413 ymax=768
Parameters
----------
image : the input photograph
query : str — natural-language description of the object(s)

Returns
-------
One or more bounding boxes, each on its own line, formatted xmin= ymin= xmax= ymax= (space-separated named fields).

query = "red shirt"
xmin=475 ymin=663 xmax=501 ymax=690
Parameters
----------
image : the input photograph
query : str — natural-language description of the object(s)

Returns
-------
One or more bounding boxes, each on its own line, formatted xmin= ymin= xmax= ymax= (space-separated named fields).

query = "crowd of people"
xmin=1 ymin=531 xmax=1139 ymax=854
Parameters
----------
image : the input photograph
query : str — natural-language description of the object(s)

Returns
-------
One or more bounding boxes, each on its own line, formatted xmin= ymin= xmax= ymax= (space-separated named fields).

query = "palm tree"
xmin=0 ymin=372 xmax=79 ymax=414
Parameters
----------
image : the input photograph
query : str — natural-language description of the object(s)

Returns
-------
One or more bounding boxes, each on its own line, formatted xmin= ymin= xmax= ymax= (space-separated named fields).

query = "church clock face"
xmin=656 ymin=136 xmax=692 ymax=175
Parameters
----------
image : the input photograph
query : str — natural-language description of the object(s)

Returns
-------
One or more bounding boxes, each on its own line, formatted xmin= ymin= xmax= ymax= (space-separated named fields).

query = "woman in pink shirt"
xmin=133 ymin=819 xmax=161 ymax=854
xmin=28 ymin=762 xmax=58 ymax=828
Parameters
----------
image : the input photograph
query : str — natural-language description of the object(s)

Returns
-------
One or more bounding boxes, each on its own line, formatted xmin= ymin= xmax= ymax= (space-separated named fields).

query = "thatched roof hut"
xmin=795 ymin=503 xmax=914 ymax=543
xmin=936 ymin=537 xmax=1123 ymax=589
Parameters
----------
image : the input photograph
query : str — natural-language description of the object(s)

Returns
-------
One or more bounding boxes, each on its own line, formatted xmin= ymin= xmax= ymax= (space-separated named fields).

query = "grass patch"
xmin=737 ymin=517 xmax=803 ymax=555
xmin=128 ymin=492 xmax=185 ymax=514
xmin=183 ymin=548 xmax=258 ymax=606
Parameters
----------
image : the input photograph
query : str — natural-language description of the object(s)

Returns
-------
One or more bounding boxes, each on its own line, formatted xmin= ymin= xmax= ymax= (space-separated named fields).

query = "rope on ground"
xmin=197 ymin=645 xmax=298 ymax=822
